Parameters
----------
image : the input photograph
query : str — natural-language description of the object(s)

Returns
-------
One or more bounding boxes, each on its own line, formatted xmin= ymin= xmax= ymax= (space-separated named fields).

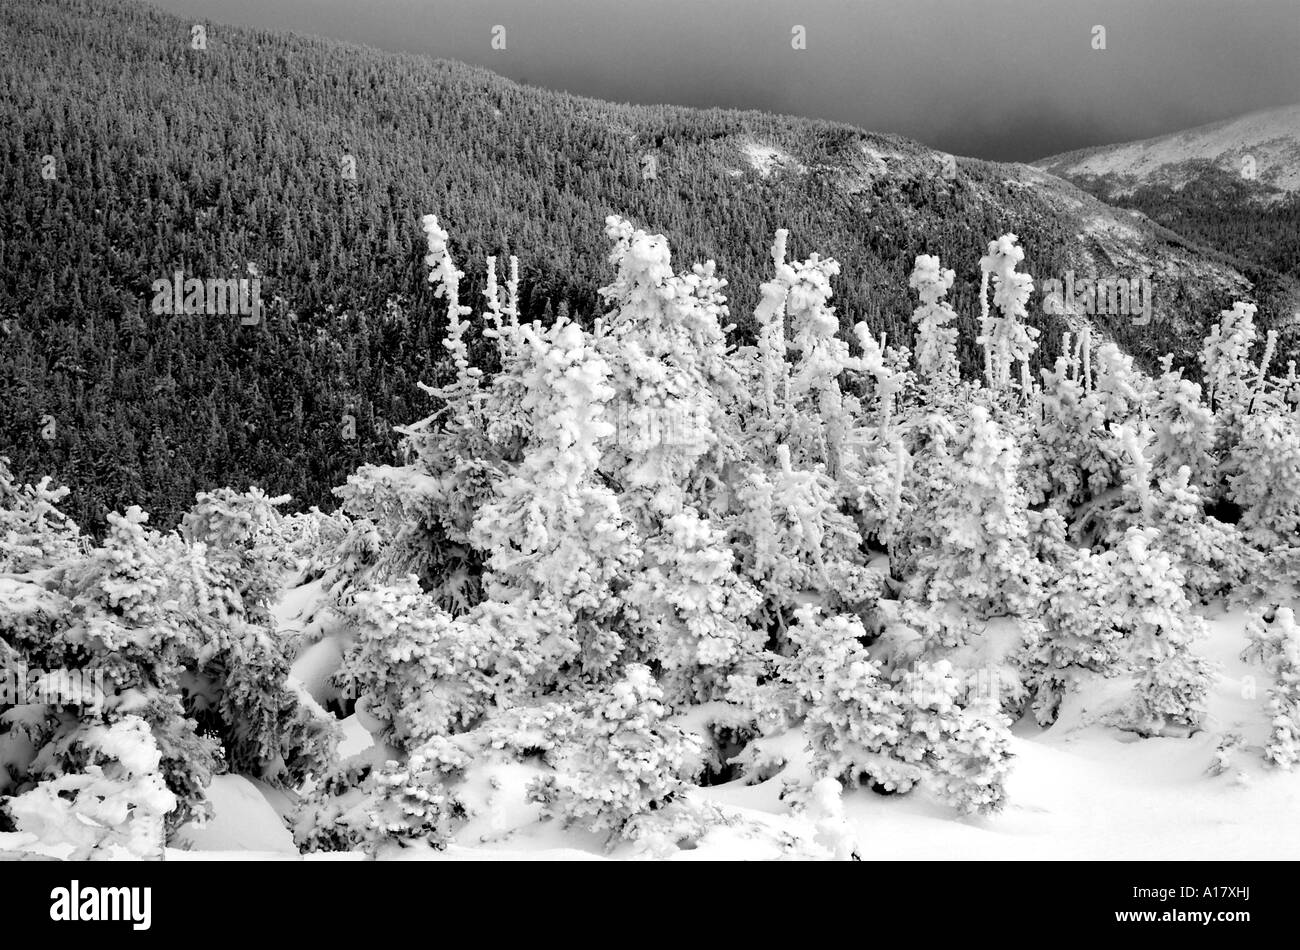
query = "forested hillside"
xmin=1035 ymin=104 xmax=1300 ymax=284
xmin=1068 ymin=169 xmax=1300 ymax=283
xmin=0 ymin=0 xmax=1284 ymax=532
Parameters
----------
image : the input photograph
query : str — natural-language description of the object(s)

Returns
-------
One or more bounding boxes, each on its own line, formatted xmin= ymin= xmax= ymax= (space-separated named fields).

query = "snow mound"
xmin=171 ymin=775 xmax=298 ymax=854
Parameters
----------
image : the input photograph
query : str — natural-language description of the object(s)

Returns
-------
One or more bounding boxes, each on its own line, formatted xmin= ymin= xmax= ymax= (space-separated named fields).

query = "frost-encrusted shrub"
xmin=181 ymin=487 xmax=294 ymax=612
xmin=87 ymin=507 xmax=337 ymax=789
xmin=2 ymin=485 xmax=338 ymax=842
xmin=627 ymin=506 xmax=764 ymax=703
xmin=1201 ymin=302 xmax=1261 ymax=421
xmin=1242 ymin=608 xmax=1300 ymax=768
xmin=1020 ymin=525 xmax=1214 ymax=731
xmin=193 ymin=630 xmax=337 ymax=783
xmin=335 ymin=577 xmax=545 ymax=748
xmin=1027 ymin=338 xmax=1146 ymax=520
xmin=1019 ymin=545 xmax=1126 ymax=725
xmin=1105 ymin=430 xmax=1248 ymax=601
xmin=1111 ymin=528 xmax=1214 ymax=736
xmin=293 ymin=745 xmax=471 ymax=855
xmin=1147 ymin=467 xmax=1249 ymax=601
xmin=1131 ymin=649 xmax=1216 ymax=738
xmin=784 ymin=607 xmax=1012 ymax=814
xmin=4 ymin=716 xmax=175 ymax=859
xmin=528 ymin=665 xmax=704 ymax=843
xmin=903 ymin=406 xmax=1044 ymax=626
xmin=0 ymin=457 xmax=82 ymax=573
xmin=1226 ymin=413 xmax=1300 ymax=549
xmin=783 ymin=609 xmax=912 ymax=791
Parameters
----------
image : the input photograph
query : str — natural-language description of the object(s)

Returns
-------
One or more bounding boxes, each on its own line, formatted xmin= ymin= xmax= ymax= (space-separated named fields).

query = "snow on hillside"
xmin=1034 ymin=104 xmax=1300 ymax=200
xmin=741 ymin=141 xmax=805 ymax=178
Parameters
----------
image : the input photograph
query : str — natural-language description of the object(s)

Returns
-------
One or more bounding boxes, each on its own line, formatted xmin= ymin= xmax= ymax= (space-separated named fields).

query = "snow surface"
xmin=170 ymin=776 xmax=298 ymax=854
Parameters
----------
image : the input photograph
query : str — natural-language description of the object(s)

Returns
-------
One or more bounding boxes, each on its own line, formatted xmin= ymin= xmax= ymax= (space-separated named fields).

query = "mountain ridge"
xmin=1034 ymin=103 xmax=1300 ymax=201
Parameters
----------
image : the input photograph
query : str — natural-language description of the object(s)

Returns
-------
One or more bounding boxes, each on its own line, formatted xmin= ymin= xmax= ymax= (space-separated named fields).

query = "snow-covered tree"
xmin=5 ymin=717 xmax=175 ymax=860
xmin=909 ymin=254 xmax=960 ymax=391
xmin=1242 ymin=608 xmax=1300 ymax=768
xmin=977 ymin=234 xmax=1039 ymax=391
xmin=901 ymin=406 xmax=1044 ymax=628
xmin=0 ymin=457 xmax=82 ymax=573
xmin=528 ymin=665 xmax=704 ymax=843
xmin=784 ymin=607 xmax=1012 ymax=814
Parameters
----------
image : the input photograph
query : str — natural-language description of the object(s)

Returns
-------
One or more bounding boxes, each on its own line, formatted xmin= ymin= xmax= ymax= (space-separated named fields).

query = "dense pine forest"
xmin=1 ymin=0 xmax=1291 ymax=533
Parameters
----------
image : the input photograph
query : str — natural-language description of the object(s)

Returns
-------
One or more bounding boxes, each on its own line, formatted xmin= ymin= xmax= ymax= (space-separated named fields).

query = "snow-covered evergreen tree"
xmin=1242 ymin=608 xmax=1300 ymax=768
xmin=528 ymin=664 xmax=704 ymax=843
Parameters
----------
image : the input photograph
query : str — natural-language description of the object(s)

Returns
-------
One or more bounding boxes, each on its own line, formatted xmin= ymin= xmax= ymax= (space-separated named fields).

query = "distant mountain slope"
xmin=1036 ymin=104 xmax=1300 ymax=201
xmin=0 ymin=0 xmax=1287 ymax=531
xmin=1034 ymin=106 xmax=1300 ymax=284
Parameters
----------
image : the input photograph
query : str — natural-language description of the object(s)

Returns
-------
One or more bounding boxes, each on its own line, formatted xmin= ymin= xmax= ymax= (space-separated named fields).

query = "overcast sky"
xmin=149 ymin=0 xmax=1299 ymax=161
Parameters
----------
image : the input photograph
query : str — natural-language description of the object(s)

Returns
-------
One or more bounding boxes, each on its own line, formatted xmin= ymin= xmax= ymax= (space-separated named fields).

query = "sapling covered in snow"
xmin=335 ymin=577 xmax=547 ymax=747
xmin=527 ymin=665 xmax=704 ymax=843
xmin=1110 ymin=528 xmax=1215 ymax=736
xmin=783 ymin=607 xmax=1013 ymax=814
xmin=900 ymin=406 xmax=1044 ymax=632
xmin=1201 ymin=302 xmax=1261 ymax=421
xmin=908 ymin=254 xmax=960 ymax=392
xmin=1142 ymin=467 xmax=1248 ymax=602
xmin=1226 ymin=413 xmax=1300 ymax=549
xmin=977 ymin=234 xmax=1039 ymax=392
xmin=1242 ymin=608 xmax=1300 ymax=768
xmin=0 ymin=457 xmax=82 ymax=573
xmin=5 ymin=716 xmax=175 ymax=860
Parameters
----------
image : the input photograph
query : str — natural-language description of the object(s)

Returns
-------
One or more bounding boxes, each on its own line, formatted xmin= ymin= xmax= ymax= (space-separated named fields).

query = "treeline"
xmin=0 ymin=0 xmax=1275 ymax=533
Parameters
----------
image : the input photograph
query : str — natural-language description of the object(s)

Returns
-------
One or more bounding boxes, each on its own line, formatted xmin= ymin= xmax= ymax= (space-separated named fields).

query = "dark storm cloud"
xmin=149 ymin=0 xmax=1299 ymax=160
